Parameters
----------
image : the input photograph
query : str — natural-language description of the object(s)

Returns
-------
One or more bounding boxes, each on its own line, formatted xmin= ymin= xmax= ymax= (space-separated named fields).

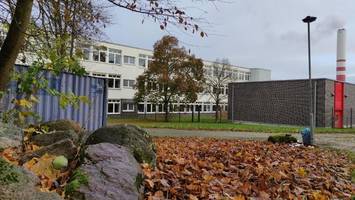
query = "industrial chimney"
xmin=334 ymin=28 xmax=346 ymax=128
xmin=336 ymin=29 xmax=346 ymax=81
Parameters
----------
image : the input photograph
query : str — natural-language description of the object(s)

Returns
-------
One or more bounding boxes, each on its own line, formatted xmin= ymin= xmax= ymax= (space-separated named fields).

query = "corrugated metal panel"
xmin=0 ymin=65 xmax=107 ymax=131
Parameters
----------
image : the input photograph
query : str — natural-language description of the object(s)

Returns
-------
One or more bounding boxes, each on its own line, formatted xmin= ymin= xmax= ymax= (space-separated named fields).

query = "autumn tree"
xmin=204 ymin=59 xmax=231 ymax=122
xmin=135 ymin=35 xmax=205 ymax=122
xmin=0 ymin=0 xmax=208 ymax=92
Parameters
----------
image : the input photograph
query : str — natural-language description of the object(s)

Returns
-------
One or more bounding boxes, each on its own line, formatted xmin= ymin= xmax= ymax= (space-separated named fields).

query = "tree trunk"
xmin=0 ymin=0 xmax=34 ymax=91
xmin=215 ymin=101 xmax=219 ymax=123
xmin=164 ymin=101 xmax=169 ymax=122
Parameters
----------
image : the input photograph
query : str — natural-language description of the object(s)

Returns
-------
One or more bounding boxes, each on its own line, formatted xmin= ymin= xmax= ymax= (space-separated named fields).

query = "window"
xmin=109 ymin=48 xmax=121 ymax=64
xmin=92 ymin=72 xmax=106 ymax=78
xmin=203 ymin=104 xmax=211 ymax=112
xmin=138 ymin=54 xmax=153 ymax=67
xmin=147 ymin=104 xmax=152 ymax=112
xmin=138 ymin=103 xmax=145 ymax=112
xmin=100 ymin=51 xmax=106 ymax=62
xmin=108 ymin=99 xmax=120 ymax=114
xmin=213 ymin=67 xmax=219 ymax=77
xmin=80 ymin=45 xmax=91 ymax=60
xmin=93 ymin=48 xmax=99 ymax=61
xmin=139 ymin=54 xmax=147 ymax=67
xmin=245 ymin=73 xmax=251 ymax=80
xmin=124 ymin=56 xmax=136 ymax=65
xmin=123 ymin=103 xmax=134 ymax=112
xmin=123 ymin=79 xmax=135 ymax=88
xmin=93 ymin=46 xmax=107 ymax=62
xmin=233 ymin=71 xmax=238 ymax=80
xmin=108 ymin=74 xmax=121 ymax=89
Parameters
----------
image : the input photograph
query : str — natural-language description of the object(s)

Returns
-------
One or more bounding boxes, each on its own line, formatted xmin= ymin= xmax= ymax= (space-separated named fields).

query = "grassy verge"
xmin=108 ymin=117 xmax=355 ymax=134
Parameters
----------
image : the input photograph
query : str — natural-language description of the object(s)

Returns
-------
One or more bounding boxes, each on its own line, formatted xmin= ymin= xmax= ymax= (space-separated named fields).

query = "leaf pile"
xmin=0 ymin=127 xmax=77 ymax=196
xmin=143 ymin=137 xmax=354 ymax=199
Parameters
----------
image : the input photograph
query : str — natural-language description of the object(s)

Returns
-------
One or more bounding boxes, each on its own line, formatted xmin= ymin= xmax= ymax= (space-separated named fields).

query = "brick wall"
xmin=228 ymin=79 xmax=329 ymax=127
xmin=343 ymin=82 xmax=355 ymax=127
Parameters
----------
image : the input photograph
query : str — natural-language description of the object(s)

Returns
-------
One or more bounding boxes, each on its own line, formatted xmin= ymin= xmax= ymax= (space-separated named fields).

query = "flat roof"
xmin=229 ymin=78 xmax=355 ymax=86
xmin=91 ymin=40 xmax=269 ymax=71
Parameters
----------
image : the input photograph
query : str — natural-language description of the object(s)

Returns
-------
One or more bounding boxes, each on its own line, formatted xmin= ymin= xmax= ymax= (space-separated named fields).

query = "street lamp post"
xmin=303 ymin=16 xmax=317 ymax=145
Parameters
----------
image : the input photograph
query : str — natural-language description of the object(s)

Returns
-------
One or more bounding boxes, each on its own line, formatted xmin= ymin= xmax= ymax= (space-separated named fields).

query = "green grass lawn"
xmin=107 ymin=115 xmax=355 ymax=134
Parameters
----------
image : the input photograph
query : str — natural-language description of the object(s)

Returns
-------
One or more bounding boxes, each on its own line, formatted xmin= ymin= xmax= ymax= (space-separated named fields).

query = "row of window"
xmin=82 ymin=45 xmax=153 ymax=67
xmin=207 ymin=86 xmax=228 ymax=95
xmin=107 ymin=100 xmax=228 ymax=114
xmin=91 ymin=73 xmax=135 ymax=89
xmin=108 ymin=100 xmax=135 ymax=114
xmin=204 ymin=66 xmax=251 ymax=81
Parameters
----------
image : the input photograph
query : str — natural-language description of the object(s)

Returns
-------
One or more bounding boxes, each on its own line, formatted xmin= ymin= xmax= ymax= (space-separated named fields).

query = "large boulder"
xmin=85 ymin=125 xmax=156 ymax=165
xmin=31 ymin=130 xmax=79 ymax=146
xmin=0 ymin=158 xmax=62 ymax=200
xmin=66 ymin=143 xmax=143 ymax=200
xmin=41 ymin=120 xmax=82 ymax=134
xmin=0 ymin=122 xmax=23 ymax=150
xmin=20 ymin=138 xmax=77 ymax=164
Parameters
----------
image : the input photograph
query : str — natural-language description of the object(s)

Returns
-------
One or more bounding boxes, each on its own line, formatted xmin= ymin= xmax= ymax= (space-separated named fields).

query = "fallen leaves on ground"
xmin=0 ymin=125 xmax=75 ymax=196
xmin=143 ymin=137 xmax=354 ymax=199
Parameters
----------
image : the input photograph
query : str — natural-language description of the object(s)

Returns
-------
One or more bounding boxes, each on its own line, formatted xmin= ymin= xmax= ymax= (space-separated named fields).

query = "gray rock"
xmin=41 ymin=120 xmax=82 ymax=134
xmin=0 ymin=122 xmax=23 ymax=149
xmin=67 ymin=143 xmax=142 ymax=200
xmin=31 ymin=130 xmax=79 ymax=146
xmin=0 ymin=158 xmax=62 ymax=200
xmin=85 ymin=124 xmax=156 ymax=165
xmin=20 ymin=138 xmax=77 ymax=164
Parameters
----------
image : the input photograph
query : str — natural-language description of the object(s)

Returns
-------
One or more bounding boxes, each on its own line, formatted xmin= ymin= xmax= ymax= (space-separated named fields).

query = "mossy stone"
xmin=85 ymin=124 xmax=156 ymax=166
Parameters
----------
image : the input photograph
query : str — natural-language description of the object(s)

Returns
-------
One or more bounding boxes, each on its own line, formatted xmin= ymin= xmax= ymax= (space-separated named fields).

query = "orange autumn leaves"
xmin=143 ymin=137 xmax=354 ymax=199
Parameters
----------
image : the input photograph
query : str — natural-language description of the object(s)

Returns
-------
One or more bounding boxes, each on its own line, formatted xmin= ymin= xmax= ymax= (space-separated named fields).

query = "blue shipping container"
xmin=0 ymin=65 xmax=107 ymax=131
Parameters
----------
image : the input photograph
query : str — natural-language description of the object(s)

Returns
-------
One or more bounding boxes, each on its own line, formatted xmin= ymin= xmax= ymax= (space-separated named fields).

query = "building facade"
xmin=228 ymin=79 xmax=355 ymax=127
xmin=79 ymin=41 xmax=271 ymax=116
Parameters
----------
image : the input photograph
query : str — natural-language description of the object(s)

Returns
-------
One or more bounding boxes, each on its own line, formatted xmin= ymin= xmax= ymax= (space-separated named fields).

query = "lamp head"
xmin=303 ymin=16 xmax=317 ymax=23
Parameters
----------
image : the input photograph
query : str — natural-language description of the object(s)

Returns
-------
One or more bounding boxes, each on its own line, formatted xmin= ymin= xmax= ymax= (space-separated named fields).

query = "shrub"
xmin=268 ymin=134 xmax=297 ymax=144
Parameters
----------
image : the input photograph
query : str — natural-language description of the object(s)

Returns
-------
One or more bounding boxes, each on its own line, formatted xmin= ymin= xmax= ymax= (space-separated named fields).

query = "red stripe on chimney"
xmin=336 ymin=75 xmax=345 ymax=81
xmin=336 ymin=67 xmax=346 ymax=71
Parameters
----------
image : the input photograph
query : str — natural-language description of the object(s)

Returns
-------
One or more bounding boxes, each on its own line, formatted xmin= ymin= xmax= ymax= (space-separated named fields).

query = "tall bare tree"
xmin=135 ymin=35 xmax=205 ymax=122
xmin=204 ymin=59 xmax=231 ymax=122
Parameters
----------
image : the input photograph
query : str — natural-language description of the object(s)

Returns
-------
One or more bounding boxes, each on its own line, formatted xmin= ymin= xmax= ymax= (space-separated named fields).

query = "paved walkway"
xmin=147 ymin=128 xmax=355 ymax=152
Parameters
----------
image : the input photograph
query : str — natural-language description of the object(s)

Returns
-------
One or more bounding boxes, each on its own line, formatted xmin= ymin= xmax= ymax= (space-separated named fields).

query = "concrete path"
xmin=147 ymin=128 xmax=355 ymax=152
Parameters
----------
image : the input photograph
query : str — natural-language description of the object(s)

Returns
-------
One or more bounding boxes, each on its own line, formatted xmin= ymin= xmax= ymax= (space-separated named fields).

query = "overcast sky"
xmin=103 ymin=0 xmax=355 ymax=82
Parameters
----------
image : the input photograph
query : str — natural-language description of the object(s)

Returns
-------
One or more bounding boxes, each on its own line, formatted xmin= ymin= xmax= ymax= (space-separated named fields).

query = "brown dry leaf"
xmin=189 ymin=194 xmax=198 ymax=200
xmin=232 ymin=195 xmax=245 ymax=200
xmin=2 ymin=148 xmax=18 ymax=162
xmin=146 ymin=179 xmax=154 ymax=189
xmin=153 ymin=190 xmax=164 ymax=197
xmin=311 ymin=191 xmax=328 ymax=200
xmin=143 ymin=137 xmax=353 ymax=199
xmin=202 ymin=174 xmax=214 ymax=182
xmin=24 ymin=153 xmax=61 ymax=181
xmin=297 ymin=167 xmax=307 ymax=177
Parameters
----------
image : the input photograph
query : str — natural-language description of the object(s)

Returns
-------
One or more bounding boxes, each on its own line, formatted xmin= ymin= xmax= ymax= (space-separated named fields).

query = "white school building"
xmin=79 ymin=41 xmax=271 ymax=117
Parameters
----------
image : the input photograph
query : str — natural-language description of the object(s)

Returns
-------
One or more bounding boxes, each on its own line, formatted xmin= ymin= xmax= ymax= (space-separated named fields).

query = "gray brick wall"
xmin=343 ymin=82 xmax=355 ymax=127
xmin=229 ymin=79 xmax=355 ymax=127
